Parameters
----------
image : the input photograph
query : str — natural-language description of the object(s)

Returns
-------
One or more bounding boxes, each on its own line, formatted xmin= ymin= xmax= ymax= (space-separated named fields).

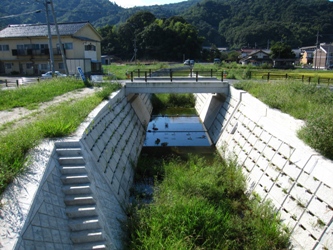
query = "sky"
xmin=112 ymin=0 xmax=186 ymax=8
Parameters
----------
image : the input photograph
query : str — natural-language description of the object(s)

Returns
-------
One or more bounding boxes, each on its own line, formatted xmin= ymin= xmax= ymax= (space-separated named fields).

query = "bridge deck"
xmin=125 ymin=77 xmax=229 ymax=94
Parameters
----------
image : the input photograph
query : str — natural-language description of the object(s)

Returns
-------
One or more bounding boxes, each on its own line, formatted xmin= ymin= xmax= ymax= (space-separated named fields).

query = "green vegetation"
xmin=99 ymin=12 xmax=203 ymax=61
xmin=0 ymin=79 xmax=120 ymax=195
xmin=0 ymin=78 xmax=86 ymax=111
xmin=127 ymin=152 xmax=290 ymax=249
xmin=3 ymin=0 xmax=333 ymax=55
xmin=234 ymin=80 xmax=333 ymax=159
xmin=151 ymin=93 xmax=196 ymax=114
xmin=103 ymin=62 xmax=169 ymax=80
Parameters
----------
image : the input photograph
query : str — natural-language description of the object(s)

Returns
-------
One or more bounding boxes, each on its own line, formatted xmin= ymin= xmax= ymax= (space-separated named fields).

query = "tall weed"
xmin=128 ymin=153 xmax=290 ymax=249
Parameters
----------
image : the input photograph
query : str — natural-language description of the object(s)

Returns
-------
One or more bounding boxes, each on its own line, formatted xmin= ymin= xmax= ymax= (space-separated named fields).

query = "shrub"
xmin=298 ymin=106 xmax=333 ymax=159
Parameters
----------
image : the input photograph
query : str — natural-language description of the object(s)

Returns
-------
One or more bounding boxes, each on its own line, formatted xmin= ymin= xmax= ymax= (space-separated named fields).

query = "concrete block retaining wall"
xmin=79 ymin=89 xmax=152 ymax=248
xmin=196 ymin=87 xmax=333 ymax=249
xmin=80 ymin=89 xmax=152 ymax=205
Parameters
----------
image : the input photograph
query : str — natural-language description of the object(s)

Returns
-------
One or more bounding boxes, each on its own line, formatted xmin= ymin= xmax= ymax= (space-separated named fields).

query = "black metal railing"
xmin=129 ymin=69 xmax=228 ymax=82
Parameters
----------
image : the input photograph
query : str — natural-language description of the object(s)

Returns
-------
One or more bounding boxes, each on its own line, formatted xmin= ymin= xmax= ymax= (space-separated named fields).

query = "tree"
xmin=98 ymin=25 xmax=120 ymax=55
xmin=270 ymin=41 xmax=295 ymax=59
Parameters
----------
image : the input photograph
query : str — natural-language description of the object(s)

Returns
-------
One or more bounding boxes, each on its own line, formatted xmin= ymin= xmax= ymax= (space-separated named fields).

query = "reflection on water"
xmin=144 ymin=115 xmax=212 ymax=147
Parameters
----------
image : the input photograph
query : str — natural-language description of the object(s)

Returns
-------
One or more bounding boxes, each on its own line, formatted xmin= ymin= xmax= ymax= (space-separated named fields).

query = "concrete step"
xmin=65 ymin=195 xmax=95 ymax=206
xmin=72 ymin=242 xmax=106 ymax=250
xmin=61 ymin=174 xmax=90 ymax=184
xmin=62 ymin=184 xmax=92 ymax=195
xmin=69 ymin=217 xmax=101 ymax=231
xmin=54 ymin=140 xmax=81 ymax=149
xmin=60 ymin=165 xmax=87 ymax=175
xmin=70 ymin=229 xmax=104 ymax=244
xmin=56 ymin=148 xmax=82 ymax=157
xmin=66 ymin=205 xmax=98 ymax=218
xmin=58 ymin=156 xmax=85 ymax=166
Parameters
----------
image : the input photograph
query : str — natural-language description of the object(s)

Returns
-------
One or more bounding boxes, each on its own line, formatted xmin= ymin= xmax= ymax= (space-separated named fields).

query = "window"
xmin=41 ymin=44 xmax=49 ymax=54
xmin=0 ymin=45 xmax=9 ymax=51
xmin=63 ymin=43 xmax=73 ymax=50
xmin=25 ymin=44 xmax=31 ymax=49
xmin=5 ymin=63 xmax=12 ymax=69
xmin=58 ymin=62 xmax=64 ymax=69
xmin=85 ymin=44 xmax=96 ymax=51
xmin=26 ymin=63 xmax=33 ymax=69
xmin=40 ymin=64 xmax=48 ymax=70
xmin=32 ymin=44 xmax=40 ymax=50
xmin=40 ymin=44 xmax=49 ymax=49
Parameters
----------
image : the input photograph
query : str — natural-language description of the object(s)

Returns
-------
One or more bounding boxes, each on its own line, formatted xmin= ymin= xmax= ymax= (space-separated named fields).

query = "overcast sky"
xmin=112 ymin=0 xmax=186 ymax=8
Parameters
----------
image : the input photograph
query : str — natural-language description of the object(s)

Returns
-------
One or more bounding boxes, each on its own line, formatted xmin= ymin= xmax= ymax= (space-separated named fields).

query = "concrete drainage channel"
xmin=1 ymin=86 xmax=333 ymax=249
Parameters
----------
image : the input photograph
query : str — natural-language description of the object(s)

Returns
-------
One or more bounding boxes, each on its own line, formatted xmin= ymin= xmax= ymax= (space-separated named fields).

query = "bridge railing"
xmin=129 ymin=69 xmax=227 ymax=82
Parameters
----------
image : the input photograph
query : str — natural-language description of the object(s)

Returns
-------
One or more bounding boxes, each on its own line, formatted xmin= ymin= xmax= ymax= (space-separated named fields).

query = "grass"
xmin=0 ymin=78 xmax=86 ymax=110
xmin=234 ymin=80 xmax=333 ymax=159
xmin=151 ymin=93 xmax=196 ymax=114
xmin=103 ymin=62 xmax=170 ymax=80
xmin=127 ymin=152 xmax=290 ymax=249
xmin=104 ymin=62 xmax=333 ymax=83
xmin=0 ymin=79 xmax=121 ymax=195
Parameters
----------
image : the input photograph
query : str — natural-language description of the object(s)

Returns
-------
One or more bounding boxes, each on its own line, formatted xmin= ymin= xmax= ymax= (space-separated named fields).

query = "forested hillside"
xmin=183 ymin=0 xmax=333 ymax=48
xmin=1 ymin=0 xmax=333 ymax=50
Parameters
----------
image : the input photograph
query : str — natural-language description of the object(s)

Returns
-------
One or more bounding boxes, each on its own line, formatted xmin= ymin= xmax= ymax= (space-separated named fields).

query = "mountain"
xmin=1 ymin=0 xmax=333 ymax=49
xmin=0 ymin=0 xmax=198 ymax=28
xmin=182 ymin=0 xmax=333 ymax=48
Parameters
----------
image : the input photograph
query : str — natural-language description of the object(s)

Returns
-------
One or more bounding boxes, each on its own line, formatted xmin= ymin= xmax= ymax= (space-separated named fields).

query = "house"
xmin=313 ymin=43 xmax=333 ymax=69
xmin=239 ymin=49 xmax=272 ymax=66
xmin=300 ymin=44 xmax=333 ymax=69
xmin=300 ymin=45 xmax=316 ymax=67
xmin=0 ymin=21 xmax=102 ymax=76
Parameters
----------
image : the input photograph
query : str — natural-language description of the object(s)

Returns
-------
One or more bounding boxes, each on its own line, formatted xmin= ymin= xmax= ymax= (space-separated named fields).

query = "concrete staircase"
xmin=55 ymin=141 xmax=107 ymax=250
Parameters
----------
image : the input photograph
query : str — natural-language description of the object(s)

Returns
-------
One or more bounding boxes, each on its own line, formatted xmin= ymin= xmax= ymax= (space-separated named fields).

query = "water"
xmin=144 ymin=115 xmax=212 ymax=147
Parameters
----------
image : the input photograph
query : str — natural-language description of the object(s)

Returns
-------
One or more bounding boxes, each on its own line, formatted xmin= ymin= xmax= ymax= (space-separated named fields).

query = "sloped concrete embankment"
xmin=4 ymin=89 xmax=152 ymax=249
xmin=78 ymin=89 xmax=152 ymax=249
xmin=195 ymin=87 xmax=333 ymax=250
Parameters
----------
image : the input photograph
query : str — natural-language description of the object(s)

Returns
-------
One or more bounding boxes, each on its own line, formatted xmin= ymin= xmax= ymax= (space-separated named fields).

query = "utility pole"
xmin=131 ymin=36 xmax=137 ymax=62
xmin=49 ymin=0 xmax=68 ymax=75
xmin=315 ymin=31 xmax=320 ymax=70
xmin=45 ymin=0 xmax=55 ymax=75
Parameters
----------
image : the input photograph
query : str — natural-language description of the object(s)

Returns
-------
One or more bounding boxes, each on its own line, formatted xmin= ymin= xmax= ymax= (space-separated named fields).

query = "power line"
xmin=0 ymin=10 xmax=42 ymax=19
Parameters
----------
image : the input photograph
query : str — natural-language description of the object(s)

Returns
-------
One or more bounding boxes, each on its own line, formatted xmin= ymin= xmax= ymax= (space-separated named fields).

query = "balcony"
xmin=12 ymin=48 xmax=63 ymax=57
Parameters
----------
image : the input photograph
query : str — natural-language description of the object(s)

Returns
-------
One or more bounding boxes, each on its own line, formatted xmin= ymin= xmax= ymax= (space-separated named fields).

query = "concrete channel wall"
xmin=195 ymin=87 xmax=333 ymax=250
xmin=80 ymin=89 xmax=152 ymax=205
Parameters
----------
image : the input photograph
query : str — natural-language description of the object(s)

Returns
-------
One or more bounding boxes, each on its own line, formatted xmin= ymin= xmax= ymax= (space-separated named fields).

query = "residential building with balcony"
xmin=0 ymin=21 xmax=102 ymax=76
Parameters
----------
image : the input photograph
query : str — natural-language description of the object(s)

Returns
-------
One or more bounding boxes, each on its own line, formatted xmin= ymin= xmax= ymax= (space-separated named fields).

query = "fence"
xmin=249 ymin=71 xmax=333 ymax=86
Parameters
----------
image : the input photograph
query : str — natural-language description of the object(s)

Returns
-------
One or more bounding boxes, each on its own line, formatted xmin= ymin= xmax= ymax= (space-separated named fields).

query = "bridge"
xmin=125 ymin=77 xmax=229 ymax=95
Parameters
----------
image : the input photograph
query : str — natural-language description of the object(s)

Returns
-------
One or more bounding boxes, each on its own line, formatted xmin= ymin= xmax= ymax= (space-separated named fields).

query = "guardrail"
xmin=128 ymin=69 xmax=228 ymax=82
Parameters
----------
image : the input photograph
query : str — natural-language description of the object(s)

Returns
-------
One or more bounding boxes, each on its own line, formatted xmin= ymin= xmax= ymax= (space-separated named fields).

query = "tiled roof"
xmin=0 ymin=22 xmax=88 ymax=38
